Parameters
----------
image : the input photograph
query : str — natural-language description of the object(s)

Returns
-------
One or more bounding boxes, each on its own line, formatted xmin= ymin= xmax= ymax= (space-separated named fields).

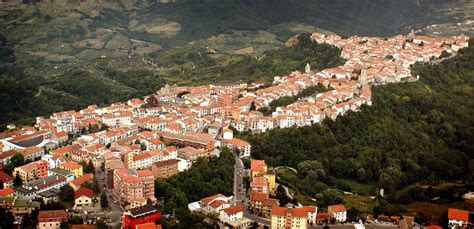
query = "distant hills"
xmin=0 ymin=0 xmax=472 ymax=129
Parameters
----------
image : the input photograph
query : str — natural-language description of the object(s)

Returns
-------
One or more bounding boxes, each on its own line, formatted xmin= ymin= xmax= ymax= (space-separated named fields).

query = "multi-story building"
xmin=250 ymin=192 xmax=279 ymax=218
xmin=74 ymin=187 xmax=93 ymax=210
xmin=59 ymin=162 xmax=83 ymax=178
xmin=219 ymin=204 xmax=245 ymax=223
xmin=14 ymin=175 xmax=68 ymax=200
xmin=271 ymin=206 xmax=318 ymax=229
xmin=328 ymin=204 xmax=347 ymax=222
xmin=151 ymin=159 xmax=179 ymax=178
xmin=0 ymin=170 xmax=14 ymax=188
xmin=448 ymin=208 xmax=469 ymax=228
xmin=250 ymin=177 xmax=269 ymax=194
xmin=122 ymin=204 xmax=161 ymax=229
xmin=113 ymin=169 xmax=155 ymax=204
xmin=38 ymin=210 xmax=68 ymax=229
xmin=250 ymin=159 xmax=276 ymax=194
xmin=13 ymin=160 xmax=49 ymax=182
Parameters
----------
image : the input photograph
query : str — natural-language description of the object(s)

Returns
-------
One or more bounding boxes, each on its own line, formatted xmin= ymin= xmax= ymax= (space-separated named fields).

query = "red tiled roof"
xmin=222 ymin=204 xmax=244 ymax=215
xmin=135 ymin=223 xmax=161 ymax=229
xmin=251 ymin=177 xmax=267 ymax=187
xmin=328 ymin=204 xmax=346 ymax=213
xmin=250 ymin=192 xmax=268 ymax=202
xmin=74 ymin=187 xmax=93 ymax=199
xmin=201 ymin=193 xmax=227 ymax=205
xmin=448 ymin=208 xmax=469 ymax=222
xmin=209 ymin=200 xmax=228 ymax=209
xmin=61 ymin=162 xmax=81 ymax=170
xmin=136 ymin=169 xmax=154 ymax=177
xmin=272 ymin=206 xmax=287 ymax=215
xmin=69 ymin=173 xmax=94 ymax=187
xmin=0 ymin=170 xmax=13 ymax=182
xmin=0 ymin=188 xmax=14 ymax=197
xmin=38 ymin=210 xmax=68 ymax=220
xmin=250 ymin=159 xmax=265 ymax=172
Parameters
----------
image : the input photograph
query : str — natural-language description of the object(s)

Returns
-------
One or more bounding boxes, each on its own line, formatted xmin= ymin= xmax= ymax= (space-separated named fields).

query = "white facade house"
xmin=219 ymin=204 xmax=244 ymax=223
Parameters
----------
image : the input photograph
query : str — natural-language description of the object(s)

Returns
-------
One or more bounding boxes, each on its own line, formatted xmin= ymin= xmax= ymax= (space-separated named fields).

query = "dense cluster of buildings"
xmin=0 ymin=32 xmax=469 ymax=228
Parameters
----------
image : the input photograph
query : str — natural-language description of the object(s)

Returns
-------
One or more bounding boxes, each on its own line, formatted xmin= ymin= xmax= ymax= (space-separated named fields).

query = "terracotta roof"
xmin=272 ymin=206 xmax=287 ymax=215
xmin=135 ymin=223 xmax=162 ymax=229
xmin=133 ymin=152 xmax=151 ymax=161
xmin=448 ymin=208 xmax=469 ymax=222
xmin=209 ymin=200 xmax=228 ymax=209
xmin=328 ymin=204 xmax=346 ymax=213
xmin=60 ymin=162 xmax=82 ymax=170
xmin=0 ymin=170 xmax=13 ymax=182
xmin=0 ymin=188 xmax=14 ymax=197
xmin=153 ymin=159 xmax=179 ymax=168
xmin=250 ymin=192 xmax=268 ymax=202
xmin=38 ymin=210 xmax=68 ymax=219
xmin=316 ymin=213 xmax=332 ymax=220
xmin=201 ymin=193 xmax=227 ymax=205
xmin=136 ymin=169 xmax=154 ymax=177
xmin=74 ymin=187 xmax=93 ymax=199
xmin=69 ymin=173 xmax=94 ymax=187
xmin=251 ymin=177 xmax=267 ymax=187
xmin=222 ymin=204 xmax=244 ymax=215
xmin=250 ymin=159 xmax=266 ymax=172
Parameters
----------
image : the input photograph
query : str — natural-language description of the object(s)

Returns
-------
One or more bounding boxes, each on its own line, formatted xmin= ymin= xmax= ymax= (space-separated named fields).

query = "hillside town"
xmin=0 ymin=32 xmax=470 ymax=228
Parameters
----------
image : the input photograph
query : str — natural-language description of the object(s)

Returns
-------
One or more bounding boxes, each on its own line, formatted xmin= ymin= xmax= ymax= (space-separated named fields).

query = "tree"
xmin=146 ymin=95 xmax=158 ymax=105
xmin=100 ymin=192 xmax=108 ymax=209
xmin=297 ymin=160 xmax=326 ymax=180
xmin=87 ymin=160 xmax=95 ymax=174
xmin=11 ymin=153 xmax=25 ymax=167
xmin=59 ymin=222 xmax=68 ymax=229
xmin=92 ymin=176 xmax=100 ymax=193
xmin=13 ymin=173 xmax=22 ymax=187
xmin=249 ymin=101 xmax=256 ymax=111
xmin=59 ymin=185 xmax=74 ymax=202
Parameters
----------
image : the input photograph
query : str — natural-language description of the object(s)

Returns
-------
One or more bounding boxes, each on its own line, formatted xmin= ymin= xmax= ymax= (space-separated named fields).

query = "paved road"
xmin=233 ymin=154 xmax=246 ymax=204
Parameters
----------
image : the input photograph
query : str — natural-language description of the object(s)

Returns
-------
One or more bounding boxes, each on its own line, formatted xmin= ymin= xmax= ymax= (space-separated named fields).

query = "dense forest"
xmin=154 ymin=149 xmax=234 ymax=228
xmin=239 ymin=39 xmax=474 ymax=211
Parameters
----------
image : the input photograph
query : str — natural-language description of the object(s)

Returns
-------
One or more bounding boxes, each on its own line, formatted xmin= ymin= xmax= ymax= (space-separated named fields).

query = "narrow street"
xmin=95 ymin=167 xmax=123 ymax=227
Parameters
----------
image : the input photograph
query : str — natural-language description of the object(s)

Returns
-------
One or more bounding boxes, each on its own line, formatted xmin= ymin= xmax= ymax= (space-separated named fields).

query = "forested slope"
xmin=241 ymin=39 xmax=474 ymax=193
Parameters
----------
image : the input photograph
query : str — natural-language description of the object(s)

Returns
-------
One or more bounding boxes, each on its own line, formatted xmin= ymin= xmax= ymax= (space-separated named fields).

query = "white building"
xmin=328 ymin=204 xmax=347 ymax=222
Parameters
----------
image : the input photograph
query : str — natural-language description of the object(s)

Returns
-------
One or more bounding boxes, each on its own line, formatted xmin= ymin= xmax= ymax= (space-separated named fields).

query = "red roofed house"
xmin=328 ymin=204 xmax=347 ymax=222
xmin=0 ymin=170 xmax=13 ymax=188
xmin=74 ymin=187 xmax=94 ymax=210
xmin=448 ymin=208 xmax=469 ymax=228
xmin=199 ymin=193 xmax=232 ymax=213
xmin=38 ymin=210 xmax=67 ymax=229
xmin=68 ymin=173 xmax=94 ymax=191
xmin=0 ymin=187 xmax=14 ymax=197
xmin=219 ymin=204 xmax=245 ymax=223
xmin=250 ymin=192 xmax=279 ymax=218
xmin=151 ymin=159 xmax=179 ymax=178
xmin=222 ymin=138 xmax=251 ymax=158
